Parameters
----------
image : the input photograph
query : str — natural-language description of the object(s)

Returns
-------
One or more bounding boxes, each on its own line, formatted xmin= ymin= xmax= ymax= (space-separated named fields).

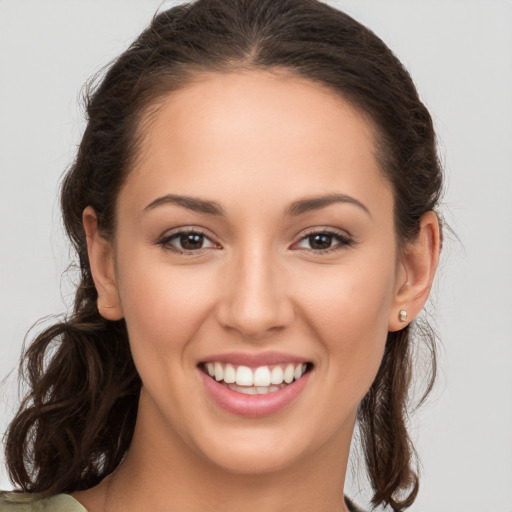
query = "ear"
xmin=388 ymin=211 xmax=441 ymax=332
xmin=83 ymin=206 xmax=124 ymax=321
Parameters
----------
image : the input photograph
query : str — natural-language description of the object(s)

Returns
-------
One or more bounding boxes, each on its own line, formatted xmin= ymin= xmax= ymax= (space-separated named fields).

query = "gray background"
xmin=1 ymin=1 xmax=511 ymax=510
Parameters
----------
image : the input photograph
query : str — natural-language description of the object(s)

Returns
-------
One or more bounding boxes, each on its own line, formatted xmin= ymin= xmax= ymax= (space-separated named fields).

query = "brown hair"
xmin=5 ymin=0 xmax=442 ymax=509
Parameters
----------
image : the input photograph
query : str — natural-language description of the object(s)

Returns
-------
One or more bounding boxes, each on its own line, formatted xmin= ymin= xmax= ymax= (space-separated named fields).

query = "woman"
xmin=1 ymin=0 xmax=442 ymax=510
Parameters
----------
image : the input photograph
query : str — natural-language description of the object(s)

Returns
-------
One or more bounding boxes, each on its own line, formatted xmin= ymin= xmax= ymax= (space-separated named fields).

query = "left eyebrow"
xmin=286 ymin=193 xmax=372 ymax=217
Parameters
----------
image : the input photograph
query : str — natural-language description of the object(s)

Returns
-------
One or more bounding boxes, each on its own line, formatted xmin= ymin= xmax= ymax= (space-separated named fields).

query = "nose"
xmin=216 ymin=243 xmax=295 ymax=340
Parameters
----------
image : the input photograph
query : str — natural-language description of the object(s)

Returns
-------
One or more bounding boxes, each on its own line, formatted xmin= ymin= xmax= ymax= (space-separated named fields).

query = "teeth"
xmin=227 ymin=383 xmax=285 ymax=395
xmin=206 ymin=362 xmax=215 ymax=377
xmin=214 ymin=362 xmax=223 ymax=381
xmin=229 ymin=384 xmax=258 ymax=395
xmin=294 ymin=363 xmax=304 ymax=380
xmin=283 ymin=364 xmax=294 ymax=384
xmin=270 ymin=365 xmax=284 ymax=385
xmin=224 ymin=363 xmax=236 ymax=384
xmin=204 ymin=362 xmax=308 ymax=390
xmin=253 ymin=366 xmax=271 ymax=386
xmin=236 ymin=365 xmax=253 ymax=386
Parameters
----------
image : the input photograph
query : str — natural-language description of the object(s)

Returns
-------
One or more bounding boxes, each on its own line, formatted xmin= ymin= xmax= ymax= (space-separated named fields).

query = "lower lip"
xmin=198 ymin=368 xmax=311 ymax=417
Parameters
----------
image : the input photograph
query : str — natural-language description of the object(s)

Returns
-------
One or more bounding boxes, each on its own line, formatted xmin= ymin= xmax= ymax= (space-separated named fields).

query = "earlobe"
xmin=82 ymin=206 xmax=123 ymax=321
xmin=388 ymin=211 xmax=441 ymax=332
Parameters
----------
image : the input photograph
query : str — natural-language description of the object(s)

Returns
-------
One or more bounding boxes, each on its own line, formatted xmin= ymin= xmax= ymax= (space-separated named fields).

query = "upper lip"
xmin=199 ymin=351 xmax=311 ymax=367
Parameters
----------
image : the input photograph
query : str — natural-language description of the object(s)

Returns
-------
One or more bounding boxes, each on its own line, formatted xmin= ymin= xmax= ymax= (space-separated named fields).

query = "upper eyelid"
xmin=155 ymin=229 xmax=218 ymax=253
xmin=295 ymin=226 xmax=353 ymax=243
xmin=158 ymin=226 xmax=216 ymax=241
xmin=293 ymin=230 xmax=352 ymax=248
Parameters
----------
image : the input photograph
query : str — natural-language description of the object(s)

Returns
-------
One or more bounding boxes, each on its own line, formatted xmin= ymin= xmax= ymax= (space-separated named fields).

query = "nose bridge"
xmin=219 ymin=237 xmax=293 ymax=339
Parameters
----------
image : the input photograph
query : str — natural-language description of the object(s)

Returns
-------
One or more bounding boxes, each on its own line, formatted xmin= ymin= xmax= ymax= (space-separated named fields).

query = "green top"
xmin=0 ymin=491 xmax=364 ymax=512
xmin=0 ymin=492 xmax=87 ymax=512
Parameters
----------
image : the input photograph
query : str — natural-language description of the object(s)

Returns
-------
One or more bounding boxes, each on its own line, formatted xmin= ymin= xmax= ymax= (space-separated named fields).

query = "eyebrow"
xmin=143 ymin=192 xmax=371 ymax=217
xmin=286 ymin=193 xmax=371 ymax=217
xmin=144 ymin=194 xmax=225 ymax=215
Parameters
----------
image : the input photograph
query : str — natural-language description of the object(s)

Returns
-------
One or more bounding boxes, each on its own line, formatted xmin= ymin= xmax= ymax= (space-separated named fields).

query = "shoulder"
xmin=345 ymin=496 xmax=366 ymax=512
xmin=0 ymin=491 xmax=87 ymax=512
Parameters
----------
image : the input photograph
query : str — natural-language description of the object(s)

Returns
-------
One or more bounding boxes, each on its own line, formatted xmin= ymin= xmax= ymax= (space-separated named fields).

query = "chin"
xmin=199 ymin=436 xmax=307 ymax=476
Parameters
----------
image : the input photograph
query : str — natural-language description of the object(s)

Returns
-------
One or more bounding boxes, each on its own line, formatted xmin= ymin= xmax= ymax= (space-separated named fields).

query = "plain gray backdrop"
xmin=1 ymin=1 xmax=511 ymax=510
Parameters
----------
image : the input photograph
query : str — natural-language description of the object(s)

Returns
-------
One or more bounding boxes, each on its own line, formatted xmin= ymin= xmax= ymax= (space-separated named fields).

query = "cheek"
xmin=115 ymin=253 xmax=217 ymax=359
xmin=295 ymin=255 xmax=396 ymax=392
xmin=298 ymin=258 xmax=395 ymax=338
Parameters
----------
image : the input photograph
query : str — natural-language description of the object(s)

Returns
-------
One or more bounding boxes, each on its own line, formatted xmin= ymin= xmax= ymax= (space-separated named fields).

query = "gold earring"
xmin=399 ymin=309 xmax=408 ymax=322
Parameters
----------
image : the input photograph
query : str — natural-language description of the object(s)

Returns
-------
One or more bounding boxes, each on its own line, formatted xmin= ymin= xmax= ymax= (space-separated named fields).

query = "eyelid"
xmin=154 ymin=225 xmax=354 ymax=255
xmin=156 ymin=226 xmax=221 ymax=254
xmin=291 ymin=227 xmax=354 ymax=253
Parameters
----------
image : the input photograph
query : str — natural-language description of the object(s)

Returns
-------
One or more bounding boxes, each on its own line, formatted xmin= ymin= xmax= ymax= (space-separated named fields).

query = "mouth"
xmin=199 ymin=361 xmax=313 ymax=396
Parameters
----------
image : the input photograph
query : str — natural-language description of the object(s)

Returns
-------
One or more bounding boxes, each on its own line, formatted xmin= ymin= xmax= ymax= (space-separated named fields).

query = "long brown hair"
xmin=5 ymin=1 xmax=443 ymax=509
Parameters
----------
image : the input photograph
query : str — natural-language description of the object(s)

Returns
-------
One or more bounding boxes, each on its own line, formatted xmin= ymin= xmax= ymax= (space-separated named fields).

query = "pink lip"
xmin=198 ymin=367 xmax=311 ymax=417
xmin=200 ymin=351 xmax=309 ymax=367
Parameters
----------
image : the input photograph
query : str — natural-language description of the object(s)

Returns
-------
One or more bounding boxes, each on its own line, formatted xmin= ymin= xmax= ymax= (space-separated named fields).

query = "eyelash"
xmin=156 ymin=228 xmax=353 ymax=255
xmin=157 ymin=229 xmax=216 ymax=255
xmin=293 ymin=229 xmax=354 ymax=254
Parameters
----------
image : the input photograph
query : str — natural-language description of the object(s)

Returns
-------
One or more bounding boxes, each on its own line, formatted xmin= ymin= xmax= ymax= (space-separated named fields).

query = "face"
xmin=92 ymin=70 xmax=410 ymax=475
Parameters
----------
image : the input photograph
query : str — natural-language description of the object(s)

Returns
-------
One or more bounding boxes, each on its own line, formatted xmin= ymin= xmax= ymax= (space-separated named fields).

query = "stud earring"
xmin=399 ymin=309 xmax=408 ymax=322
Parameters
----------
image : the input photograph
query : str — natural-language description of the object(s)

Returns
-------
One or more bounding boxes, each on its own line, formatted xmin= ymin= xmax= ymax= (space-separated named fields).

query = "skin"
xmin=75 ymin=70 xmax=440 ymax=512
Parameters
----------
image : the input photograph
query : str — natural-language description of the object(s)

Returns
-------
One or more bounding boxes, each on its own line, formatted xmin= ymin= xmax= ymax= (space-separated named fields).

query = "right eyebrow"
xmin=143 ymin=194 xmax=225 ymax=216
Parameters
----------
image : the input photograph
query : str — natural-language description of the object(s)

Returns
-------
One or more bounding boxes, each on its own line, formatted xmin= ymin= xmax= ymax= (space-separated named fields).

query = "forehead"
xmin=123 ymin=70 xmax=393 ymax=220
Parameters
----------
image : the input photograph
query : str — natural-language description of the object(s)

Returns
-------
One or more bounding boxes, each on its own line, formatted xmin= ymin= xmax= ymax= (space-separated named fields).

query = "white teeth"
xmin=227 ymin=383 xmax=285 ymax=395
xmin=270 ymin=366 xmax=284 ymax=385
xmin=253 ymin=366 xmax=271 ymax=386
xmin=205 ymin=361 xmax=309 ymax=390
xmin=233 ymin=385 xmax=257 ymax=395
xmin=223 ymin=363 xmax=236 ymax=384
xmin=236 ymin=365 xmax=253 ymax=386
xmin=206 ymin=362 xmax=215 ymax=377
xmin=283 ymin=364 xmax=294 ymax=384
xmin=214 ymin=362 xmax=223 ymax=381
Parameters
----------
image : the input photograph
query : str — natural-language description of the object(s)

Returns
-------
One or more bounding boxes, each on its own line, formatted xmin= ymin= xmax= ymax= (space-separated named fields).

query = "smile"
xmin=201 ymin=362 xmax=310 ymax=395
xmin=198 ymin=357 xmax=313 ymax=416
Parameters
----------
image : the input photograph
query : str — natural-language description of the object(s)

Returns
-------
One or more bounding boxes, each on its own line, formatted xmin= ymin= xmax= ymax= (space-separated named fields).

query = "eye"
xmin=293 ymin=230 xmax=353 ymax=253
xmin=158 ymin=229 xmax=219 ymax=253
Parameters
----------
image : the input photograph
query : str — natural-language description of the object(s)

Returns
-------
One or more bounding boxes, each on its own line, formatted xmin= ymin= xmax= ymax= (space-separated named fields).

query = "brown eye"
xmin=293 ymin=230 xmax=353 ymax=253
xmin=158 ymin=230 xmax=218 ymax=253
xmin=308 ymin=233 xmax=333 ymax=250
xmin=180 ymin=232 xmax=205 ymax=250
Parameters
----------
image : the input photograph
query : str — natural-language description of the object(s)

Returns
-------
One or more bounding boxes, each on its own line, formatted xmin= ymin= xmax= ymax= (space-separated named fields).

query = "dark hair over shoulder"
xmin=4 ymin=1 xmax=443 ymax=509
